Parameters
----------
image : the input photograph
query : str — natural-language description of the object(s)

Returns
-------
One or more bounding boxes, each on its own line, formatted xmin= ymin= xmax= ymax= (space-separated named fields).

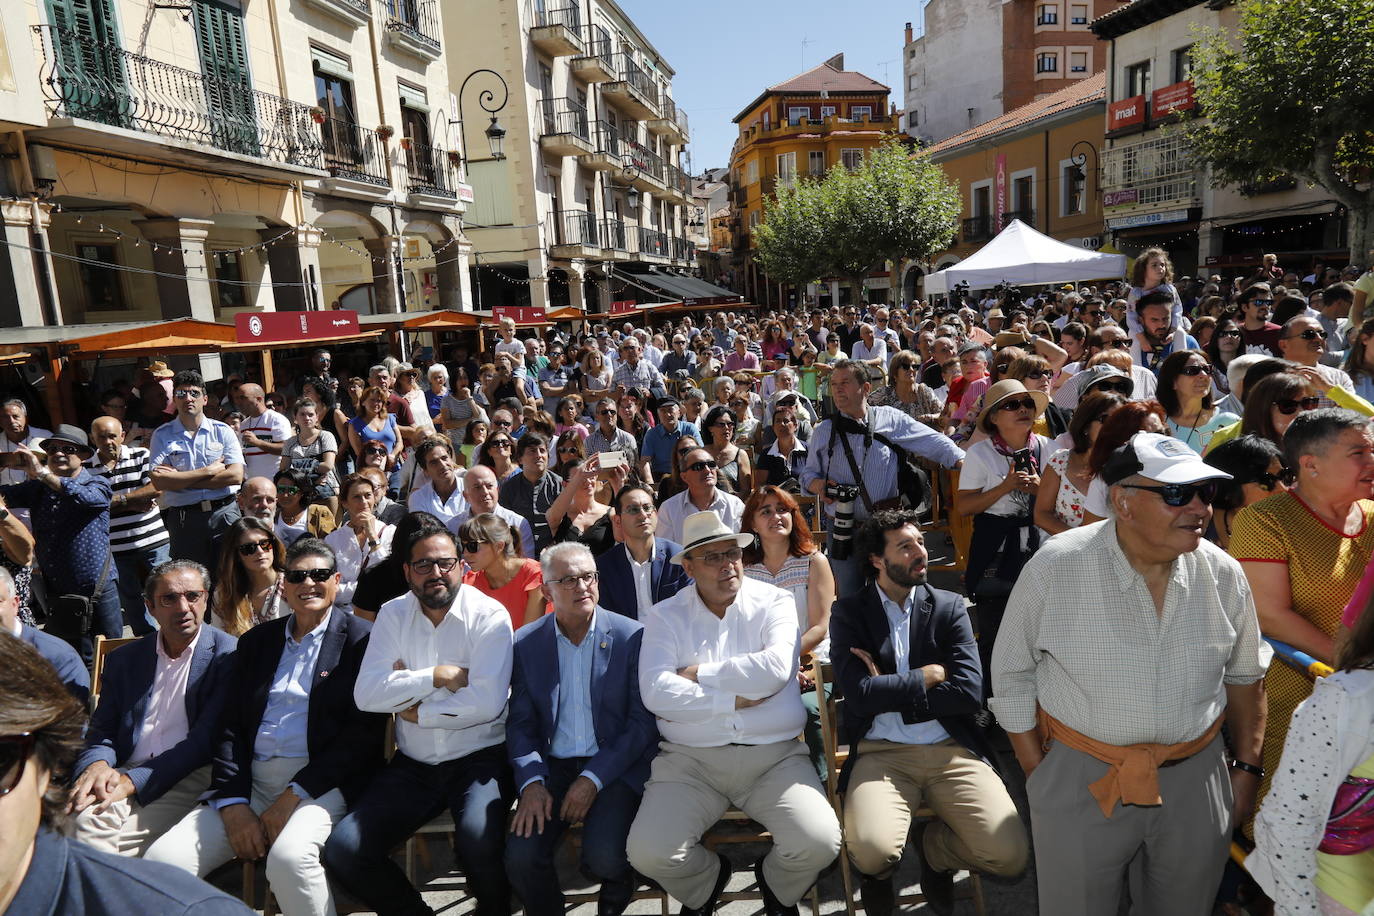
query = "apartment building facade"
xmin=448 ymin=0 xmax=693 ymax=315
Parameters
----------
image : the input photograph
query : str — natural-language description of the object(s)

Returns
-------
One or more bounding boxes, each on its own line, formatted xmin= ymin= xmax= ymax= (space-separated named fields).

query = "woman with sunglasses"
xmin=477 ymin=431 xmax=517 ymax=481
xmin=1204 ymin=317 xmax=1244 ymax=397
xmin=272 ymin=468 xmax=335 ymax=548
xmin=440 ymin=365 xmax=487 ymax=450
xmin=1034 ymin=391 xmax=1126 ymax=534
xmin=1201 ymin=435 xmax=1292 ymax=549
xmin=1241 ymin=371 xmax=1322 ymax=448
xmin=869 ymin=349 xmax=943 ymax=429
xmin=616 ymin=390 xmax=651 ymax=446
xmin=545 ymin=454 xmax=623 ymax=557
xmin=323 ymin=473 xmax=394 ymax=614
xmin=1157 ymin=350 xmax=1240 ymax=455
xmin=1007 ymin=353 xmax=1071 ymax=441
xmin=211 ymin=518 xmax=285 ymax=636
xmin=458 ymin=513 xmax=544 ymax=629
xmin=551 ymin=430 xmax=585 ymax=479
xmin=701 ymin=405 xmax=752 ymax=495
xmin=1230 ymin=408 xmax=1374 ymax=824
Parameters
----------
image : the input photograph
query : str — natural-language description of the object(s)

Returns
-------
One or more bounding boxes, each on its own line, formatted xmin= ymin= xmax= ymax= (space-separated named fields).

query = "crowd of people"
xmin=3 ymin=249 xmax=1374 ymax=915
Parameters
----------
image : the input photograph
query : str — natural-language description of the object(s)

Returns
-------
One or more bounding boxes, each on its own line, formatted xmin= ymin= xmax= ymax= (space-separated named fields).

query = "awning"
xmin=622 ymin=270 xmax=744 ymax=307
xmin=357 ymin=309 xmax=483 ymax=331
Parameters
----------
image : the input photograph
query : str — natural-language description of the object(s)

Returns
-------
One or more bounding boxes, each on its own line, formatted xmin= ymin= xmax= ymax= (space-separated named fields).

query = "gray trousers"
xmin=1028 ymin=734 xmax=1232 ymax=916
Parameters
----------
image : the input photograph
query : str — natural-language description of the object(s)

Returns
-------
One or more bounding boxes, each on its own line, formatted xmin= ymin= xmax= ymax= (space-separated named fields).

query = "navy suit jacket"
xmin=75 ymin=627 xmax=237 ymax=806
xmin=506 ymin=607 xmax=658 ymax=794
xmin=21 ymin=624 xmax=89 ymax=705
xmin=594 ymin=539 xmax=692 ymax=620
xmin=211 ymin=610 xmax=385 ymax=804
xmin=829 ymin=582 xmax=995 ymax=792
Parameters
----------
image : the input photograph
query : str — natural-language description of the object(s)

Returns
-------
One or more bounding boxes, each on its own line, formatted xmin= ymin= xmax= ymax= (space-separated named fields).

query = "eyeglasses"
xmin=1253 ymin=468 xmax=1298 ymax=490
xmin=156 ymin=590 xmax=205 ymax=607
xmin=1285 ymin=328 xmax=1327 ymax=341
xmin=0 ymin=733 xmax=35 ymax=798
xmin=461 ymin=539 xmax=488 ymax=555
xmin=713 ymin=420 xmax=736 ymax=429
xmin=1249 ymin=299 xmax=1274 ymax=307
xmin=1120 ymin=480 xmax=1219 ymax=507
xmin=1178 ymin=365 xmax=1209 ymax=376
xmin=686 ymin=459 xmax=718 ymax=472
xmin=492 ymin=419 xmax=513 ymax=428
xmin=550 ymin=571 xmax=599 ymax=590
xmin=1219 ymin=329 xmax=1242 ymax=338
xmin=997 ymin=397 xmax=1038 ymax=412
xmin=237 ymin=540 xmax=274 ymax=556
xmin=596 ymin=409 xmax=616 ymax=417
xmin=277 ymin=485 xmax=301 ymax=496
xmin=557 ymin=446 xmax=580 ymax=455
xmin=173 ymin=389 xmax=203 ymax=399
xmin=48 ymin=444 xmax=82 ymax=456
xmin=694 ymin=546 xmax=744 ymax=567
xmin=284 ymin=568 xmax=334 ymax=584
xmin=1275 ymin=396 xmax=1321 ymax=415
xmin=1091 ymin=380 xmax=1135 ymax=396
xmin=489 ymin=439 xmax=512 ymax=449
xmin=1087 ymin=310 xmax=1105 ymax=317
xmin=620 ymin=503 xmax=655 ymax=516
xmin=410 ymin=556 xmax=462 ymax=573
xmin=365 ymin=446 xmax=388 ymax=455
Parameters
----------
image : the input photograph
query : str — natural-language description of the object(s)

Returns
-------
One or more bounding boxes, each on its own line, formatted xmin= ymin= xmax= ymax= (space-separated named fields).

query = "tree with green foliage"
xmin=1187 ymin=0 xmax=1374 ymax=260
xmin=754 ymin=137 xmax=961 ymax=302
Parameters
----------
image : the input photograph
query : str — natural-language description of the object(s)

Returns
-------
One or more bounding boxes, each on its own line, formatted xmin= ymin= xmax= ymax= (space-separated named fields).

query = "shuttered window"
xmin=192 ymin=0 xmax=259 ymax=155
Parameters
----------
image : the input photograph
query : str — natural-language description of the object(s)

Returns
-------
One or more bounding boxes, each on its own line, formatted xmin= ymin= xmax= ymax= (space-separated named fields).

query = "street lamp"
xmin=452 ymin=68 xmax=510 ymax=166
xmin=1071 ymin=139 xmax=1099 ymax=184
xmin=613 ymin=165 xmax=641 ymax=211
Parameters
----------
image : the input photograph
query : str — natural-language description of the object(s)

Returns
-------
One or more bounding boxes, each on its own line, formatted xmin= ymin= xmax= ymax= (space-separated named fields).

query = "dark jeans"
xmin=114 ymin=542 xmax=169 ymax=637
xmin=323 ymin=745 xmax=513 ymax=916
xmin=504 ymin=757 xmax=641 ymax=916
xmin=161 ymin=506 xmax=219 ymax=569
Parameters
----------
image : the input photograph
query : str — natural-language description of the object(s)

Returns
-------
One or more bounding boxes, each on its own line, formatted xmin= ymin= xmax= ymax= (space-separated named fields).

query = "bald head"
xmin=238 ymin=477 xmax=277 ymax=521
xmin=463 ymin=464 xmax=499 ymax=513
xmin=91 ymin=415 xmax=124 ymax=461
xmin=240 ymin=383 xmax=266 ymax=415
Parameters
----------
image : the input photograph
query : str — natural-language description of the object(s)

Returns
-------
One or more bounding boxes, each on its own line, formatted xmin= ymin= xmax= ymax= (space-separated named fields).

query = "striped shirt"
xmin=86 ymin=446 xmax=170 ymax=554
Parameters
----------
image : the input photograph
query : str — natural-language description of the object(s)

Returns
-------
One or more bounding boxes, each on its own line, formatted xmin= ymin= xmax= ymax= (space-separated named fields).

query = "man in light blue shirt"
xmin=149 ymin=370 xmax=244 ymax=569
xmin=638 ymin=397 xmax=700 ymax=482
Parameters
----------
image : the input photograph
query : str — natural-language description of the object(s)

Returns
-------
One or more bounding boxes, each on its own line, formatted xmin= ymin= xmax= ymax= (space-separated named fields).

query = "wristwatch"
xmin=0 ymin=508 xmax=9 ymax=522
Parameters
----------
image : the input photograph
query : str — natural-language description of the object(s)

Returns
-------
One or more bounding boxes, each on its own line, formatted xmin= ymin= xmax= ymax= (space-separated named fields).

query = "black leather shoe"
xmin=858 ymin=872 xmax=896 ymax=916
xmin=753 ymin=857 xmax=799 ymax=916
xmin=678 ymin=852 xmax=732 ymax=916
xmin=912 ymin=823 xmax=955 ymax=916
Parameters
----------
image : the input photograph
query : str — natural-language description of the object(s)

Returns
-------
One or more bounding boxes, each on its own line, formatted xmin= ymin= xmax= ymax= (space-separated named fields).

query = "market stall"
xmin=925 ymin=219 xmax=1127 ymax=293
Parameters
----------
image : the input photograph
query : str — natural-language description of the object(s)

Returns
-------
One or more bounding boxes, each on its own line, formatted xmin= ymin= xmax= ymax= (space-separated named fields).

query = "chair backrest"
xmin=810 ymin=656 xmax=846 ymax=801
xmin=91 ymin=635 xmax=139 ymax=710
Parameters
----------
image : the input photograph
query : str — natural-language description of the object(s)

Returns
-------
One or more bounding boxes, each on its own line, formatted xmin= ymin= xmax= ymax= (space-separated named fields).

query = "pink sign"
xmin=994 ymin=154 xmax=1007 ymax=228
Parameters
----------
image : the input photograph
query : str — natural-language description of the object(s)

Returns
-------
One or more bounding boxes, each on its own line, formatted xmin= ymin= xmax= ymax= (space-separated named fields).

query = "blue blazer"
xmin=829 ymin=582 xmax=996 ymax=793
xmin=75 ymin=627 xmax=237 ymax=806
xmin=211 ymin=611 xmax=386 ymax=804
xmin=21 ymin=624 xmax=89 ymax=705
xmin=594 ymin=538 xmax=692 ymax=620
xmin=506 ymin=607 xmax=658 ymax=794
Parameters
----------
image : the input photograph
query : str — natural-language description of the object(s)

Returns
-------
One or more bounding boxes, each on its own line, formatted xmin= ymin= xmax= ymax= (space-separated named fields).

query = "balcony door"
xmin=46 ymin=0 xmax=128 ymax=125
xmin=192 ymin=0 xmax=259 ymax=156
xmin=401 ymin=103 xmax=439 ymax=191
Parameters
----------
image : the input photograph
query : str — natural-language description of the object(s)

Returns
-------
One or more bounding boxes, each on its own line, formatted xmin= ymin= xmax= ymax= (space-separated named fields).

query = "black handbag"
xmin=45 ymin=549 xmax=113 ymax=647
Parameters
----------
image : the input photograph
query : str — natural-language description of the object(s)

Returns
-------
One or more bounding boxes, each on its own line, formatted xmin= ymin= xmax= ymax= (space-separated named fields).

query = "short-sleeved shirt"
xmin=960 ymin=435 xmax=1050 ymax=518
xmin=281 ymin=431 xmax=339 ymax=493
xmin=463 ymin=558 xmax=545 ymax=631
xmin=1240 ymin=322 xmax=1283 ymax=357
xmin=239 ymin=410 xmax=292 ymax=481
xmin=85 ymin=446 xmax=170 ymax=555
xmin=147 ymin=417 xmax=244 ymax=507
xmin=498 ymin=471 xmax=564 ymax=553
xmin=640 ymin=420 xmax=701 ymax=478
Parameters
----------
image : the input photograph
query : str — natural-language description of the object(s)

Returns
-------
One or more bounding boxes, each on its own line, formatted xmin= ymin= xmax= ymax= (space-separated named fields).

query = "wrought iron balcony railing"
xmin=539 ymin=97 xmax=591 ymax=141
xmin=601 ymin=218 xmax=632 ymax=252
xmin=385 ymin=0 xmax=441 ymax=53
xmin=551 ymin=209 xmax=599 ymax=247
xmin=591 ymin=120 xmax=622 ymax=157
xmin=626 ymin=141 xmax=664 ymax=183
xmin=637 ymin=226 xmax=669 ymax=258
xmin=1001 ymin=208 xmax=1034 ymax=228
xmin=610 ymin=53 xmax=658 ymax=109
xmin=320 ymin=116 xmax=390 ymax=186
xmin=963 ymin=215 xmax=993 ymax=243
xmin=33 ymin=25 xmax=324 ymax=169
xmin=583 ymin=24 xmax=613 ymax=66
xmin=403 ymin=138 xmax=459 ymax=198
xmin=534 ymin=4 xmax=581 ymax=31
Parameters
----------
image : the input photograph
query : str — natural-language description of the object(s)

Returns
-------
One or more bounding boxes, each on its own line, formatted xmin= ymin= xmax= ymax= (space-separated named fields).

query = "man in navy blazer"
xmin=145 ymin=538 xmax=387 ymax=916
xmin=595 ymin=484 xmax=691 ymax=620
xmin=0 ymin=566 xmax=88 ymax=703
xmin=70 ymin=559 xmax=236 ymax=856
xmin=829 ymin=511 xmax=1027 ymax=916
xmin=505 ymin=542 xmax=658 ymax=916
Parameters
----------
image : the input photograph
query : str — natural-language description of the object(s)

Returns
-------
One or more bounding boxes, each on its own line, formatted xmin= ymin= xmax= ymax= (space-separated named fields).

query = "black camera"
xmin=825 ymin=482 xmax=862 ymax=560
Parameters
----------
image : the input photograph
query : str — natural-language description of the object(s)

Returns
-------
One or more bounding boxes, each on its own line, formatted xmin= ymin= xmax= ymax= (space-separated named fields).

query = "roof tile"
xmin=925 ymin=72 xmax=1106 ymax=156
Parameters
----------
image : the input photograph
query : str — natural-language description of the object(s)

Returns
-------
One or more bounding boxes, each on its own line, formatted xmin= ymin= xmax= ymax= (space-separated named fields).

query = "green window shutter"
xmin=46 ymin=0 xmax=127 ymax=123
xmin=192 ymin=0 xmax=260 ymax=155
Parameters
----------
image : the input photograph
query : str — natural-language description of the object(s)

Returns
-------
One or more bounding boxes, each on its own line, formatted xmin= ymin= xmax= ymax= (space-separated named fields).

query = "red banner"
xmin=1103 ymin=189 xmax=1139 ymax=208
xmin=492 ymin=306 xmax=546 ymax=324
xmin=994 ymin=153 xmax=1007 ymax=228
xmin=1152 ymin=80 xmax=1195 ymax=117
xmin=234 ymin=310 xmax=359 ymax=345
xmin=1108 ymin=95 xmax=1147 ymax=131
xmin=610 ymin=300 xmax=639 ymax=315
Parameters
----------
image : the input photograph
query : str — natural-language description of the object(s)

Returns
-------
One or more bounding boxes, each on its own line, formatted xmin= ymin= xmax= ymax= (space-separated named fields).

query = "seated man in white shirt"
xmin=655 ymin=447 xmax=745 ymax=545
xmin=407 ymin=437 xmax=466 ymax=526
xmin=628 ymin=511 xmax=841 ymax=916
xmin=446 ymin=464 xmax=535 ymax=559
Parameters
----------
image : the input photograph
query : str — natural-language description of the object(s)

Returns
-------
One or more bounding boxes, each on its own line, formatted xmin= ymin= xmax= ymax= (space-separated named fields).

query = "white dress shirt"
xmin=446 ymin=504 xmax=535 ymax=559
xmin=866 ymin=587 xmax=952 ymax=746
xmin=630 ymin=553 xmax=653 ymax=618
xmin=354 ymin=585 xmax=513 ymax=764
xmin=656 ymin=488 xmax=745 ymax=546
xmin=324 ymin=524 xmax=395 ymax=612
xmin=129 ymin=626 xmax=204 ymax=766
xmin=408 ymin=479 xmax=468 ymax=526
xmin=639 ymin=576 xmax=805 ymax=747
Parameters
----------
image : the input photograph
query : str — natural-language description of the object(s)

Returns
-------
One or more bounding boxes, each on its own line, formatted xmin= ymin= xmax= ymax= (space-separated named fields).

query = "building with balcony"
xmin=1092 ymin=0 xmax=1347 ymax=276
xmin=0 ymin=0 xmax=473 ymax=364
xmin=924 ymin=73 xmax=1109 ymax=295
xmin=448 ymin=0 xmax=696 ymax=315
xmin=727 ymin=53 xmax=895 ymax=309
xmin=900 ymin=0 xmax=1125 ymax=146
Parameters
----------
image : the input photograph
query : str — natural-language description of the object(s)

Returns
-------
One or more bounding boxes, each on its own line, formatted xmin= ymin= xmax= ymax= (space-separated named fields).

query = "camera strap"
xmin=834 ymin=418 xmax=876 ymax=515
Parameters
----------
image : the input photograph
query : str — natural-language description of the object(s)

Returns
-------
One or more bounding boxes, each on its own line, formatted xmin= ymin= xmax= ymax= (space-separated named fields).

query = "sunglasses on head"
xmin=238 ymin=539 xmax=274 ymax=556
xmin=284 ymin=567 xmax=334 ymax=584
xmin=1177 ymin=365 xmax=1209 ymax=376
xmin=1120 ymin=480 xmax=1219 ymax=507
xmin=1275 ymin=396 xmax=1321 ymax=415
xmin=1252 ymin=468 xmax=1297 ymax=490
xmin=997 ymin=397 xmax=1038 ymax=412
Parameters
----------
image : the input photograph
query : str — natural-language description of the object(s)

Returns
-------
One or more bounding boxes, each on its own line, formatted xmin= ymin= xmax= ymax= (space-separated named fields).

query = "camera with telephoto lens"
xmin=826 ymin=482 xmax=862 ymax=560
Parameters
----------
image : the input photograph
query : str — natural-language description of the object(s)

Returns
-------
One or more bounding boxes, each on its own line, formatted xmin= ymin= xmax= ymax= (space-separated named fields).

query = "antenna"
xmin=877 ymin=58 xmax=896 ymax=85
xmin=801 ymin=36 xmax=815 ymax=70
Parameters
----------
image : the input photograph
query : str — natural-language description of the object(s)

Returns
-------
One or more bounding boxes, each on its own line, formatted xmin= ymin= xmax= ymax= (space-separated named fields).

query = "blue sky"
xmin=618 ymin=0 xmax=924 ymax=173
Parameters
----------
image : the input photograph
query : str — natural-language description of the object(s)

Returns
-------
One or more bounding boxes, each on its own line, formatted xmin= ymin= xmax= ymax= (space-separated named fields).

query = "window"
xmin=1036 ymin=4 xmax=1058 ymax=25
xmin=1125 ymin=60 xmax=1151 ymax=98
xmin=788 ymin=107 xmax=809 ymax=126
xmin=972 ymin=184 xmax=991 ymax=217
xmin=1070 ymin=51 xmax=1088 ymax=73
xmin=1070 ymin=3 xmax=1088 ymax=23
xmin=775 ymin=151 xmax=796 ymax=185
xmin=808 ymin=150 xmax=825 ymax=175
xmin=1037 ymin=52 xmax=1059 ymax=73
xmin=745 ymin=159 xmax=758 ymax=184
xmin=907 ymin=109 xmax=919 ymax=129
xmin=820 ymin=105 xmax=836 ymax=119
xmin=849 ymin=105 xmax=873 ymax=121
xmin=748 ymin=211 xmax=759 ymax=229
xmin=1172 ymin=45 xmax=1193 ymax=84
xmin=77 ymin=243 xmax=126 ymax=310
xmin=212 ymin=250 xmax=245 ymax=309
xmin=761 ymin=110 xmax=771 ymax=129
xmin=1012 ymin=175 xmax=1034 ymax=219
xmin=841 ymin=148 xmax=863 ymax=170
xmin=1063 ymin=163 xmax=1085 ymax=215
xmin=909 ymin=74 xmax=918 ymax=91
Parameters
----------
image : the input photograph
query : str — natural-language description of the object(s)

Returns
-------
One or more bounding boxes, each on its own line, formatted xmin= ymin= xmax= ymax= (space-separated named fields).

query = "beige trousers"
xmin=73 ymin=765 xmax=211 ymax=858
xmin=844 ymin=739 xmax=1029 ymax=879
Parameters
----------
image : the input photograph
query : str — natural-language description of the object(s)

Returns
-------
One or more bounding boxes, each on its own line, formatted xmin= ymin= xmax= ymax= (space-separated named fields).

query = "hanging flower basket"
xmin=399 ymin=137 xmax=413 ymax=151
xmin=447 ymin=150 xmax=462 ymax=167
xmin=309 ymin=106 xmax=326 ymax=124
xmin=376 ymin=124 xmax=395 ymax=140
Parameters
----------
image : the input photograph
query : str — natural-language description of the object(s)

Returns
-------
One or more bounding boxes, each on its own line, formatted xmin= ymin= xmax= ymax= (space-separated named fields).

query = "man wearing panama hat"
xmin=628 ymin=510 xmax=841 ymax=916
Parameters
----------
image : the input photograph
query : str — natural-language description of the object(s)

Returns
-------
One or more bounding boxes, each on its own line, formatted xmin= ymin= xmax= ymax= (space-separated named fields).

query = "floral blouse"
xmin=1047 ymin=448 xmax=1089 ymax=529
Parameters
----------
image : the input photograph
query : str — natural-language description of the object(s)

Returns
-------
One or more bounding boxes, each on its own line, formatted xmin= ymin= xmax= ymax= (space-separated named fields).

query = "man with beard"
xmin=325 ymin=520 xmax=515 ymax=916
xmin=1130 ymin=291 xmax=1199 ymax=375
xmin=829 ymin=511 xmax=1027 ymax=915
xmin=1237 ymin=283 xmax=1284 ymax=357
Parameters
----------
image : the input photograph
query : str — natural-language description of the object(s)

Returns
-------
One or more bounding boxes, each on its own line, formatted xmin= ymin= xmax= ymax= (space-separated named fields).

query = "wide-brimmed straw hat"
xmin=976 ymin=379 xmax=1048 ymax=433
xmin=670 ymin=511 xmax=754 ymax=566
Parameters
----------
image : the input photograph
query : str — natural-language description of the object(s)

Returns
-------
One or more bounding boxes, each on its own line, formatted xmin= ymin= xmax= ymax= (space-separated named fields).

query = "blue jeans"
xmin=323 ymin=745 xmax=513 ymax=916
xmin=75 ymin=579 xmax=124 ymax=666
xmin=826 ymin=530 xmax=869 ymax=598
xmin=504 ymin=757 xmax=641 ymax=916
xmin=114 ymin=542 xmax=170 ymax=636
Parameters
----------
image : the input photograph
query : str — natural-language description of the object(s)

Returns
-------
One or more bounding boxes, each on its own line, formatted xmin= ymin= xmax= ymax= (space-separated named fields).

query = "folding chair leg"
xmin=970 ymin=871 xmax=987 ymax=916
xmin=240 ymin=860 xmax=255 ymax=906
xmin=838 ymin=847 xmax=858 ymax=916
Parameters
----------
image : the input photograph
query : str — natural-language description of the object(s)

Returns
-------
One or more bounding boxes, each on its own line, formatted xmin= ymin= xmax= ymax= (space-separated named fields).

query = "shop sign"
xmin=1152 ymin=80 xmax=1195 ymax=117
xmin=234 ymin=310 xmax=359 ymax=344
xmin=1106 ymin=208 xmax=1190 ymax=230
xmin=610 ymin=300 xmax=639 ymax=315
xmin=1108 ymin=95 xmax=1147 ymax=131
xmin=994 ymin=154 xmax=1007 ymax=227
xmin=457 ymin=183 xmax=475 ymax=203
xmin=1103 ymin=189 xmax=1139 ymax=208
xmin=492 ymin=306 xmax=546 ymax=323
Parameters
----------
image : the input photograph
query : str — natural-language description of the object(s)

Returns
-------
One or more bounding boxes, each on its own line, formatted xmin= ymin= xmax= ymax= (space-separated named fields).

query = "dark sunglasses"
xmin=1275 ymin=396 xmax=1321 ymax=415
xmin=1249 ymin=298 xmax=1274 ymax=307
xmin=557 ymin=445 xmax=580 ymax=455
xmin=364 ymin=445 xmax=388 ymax=454
xmin=1178 ymin=365 xmax=1209 ymax=376
xmin=277 ymin=485 xmax=301 ymax=496
xmin=1087 ymin=310 xmax=1105 ymax=317
xmin=1286 ymin=328 xmax=1327 ymax=341
xmin=686 ymin=459 xmax=718 ymax=472
xmin=1252 ymin=468 xmax=1297 ymax=490
xmin=1120 ymin=480 xmax=1219 ymax=507
xmin=1022 ymin=370 xmax=1052 ymax=380
xmin=1105 ymin=339 xmax=1132 ymax=349
xmin=284 ymin=568 xmax=334 ymax=584
xmin=0 ymin=733 xmax=35 ymax=798
xmin=48 ymin=444 xmax=82 ymax=456
xmin=1091 ymin=380 xmax=1135 ymax=396
xmin=997 ymin=397 xmax=1038 ymax=412
xmin=492 ymin=419 xmax=514 ymax=428
xmin=237 ymin=540 xmax=274 ymax=556
xmin=596 ymin=409 xmax=616 ymax=416
xmin=460 ymin=540 xmax=487 ymax=554
xmin=489 ymin=439 xmax=512 ymax=449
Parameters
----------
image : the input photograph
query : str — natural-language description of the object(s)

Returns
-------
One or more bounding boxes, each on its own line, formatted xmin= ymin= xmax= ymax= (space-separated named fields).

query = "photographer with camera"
xmin=802 ymin=359 xmax=965 ymax=597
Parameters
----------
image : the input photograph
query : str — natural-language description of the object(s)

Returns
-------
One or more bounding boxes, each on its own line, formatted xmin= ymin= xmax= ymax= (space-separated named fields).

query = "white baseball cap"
xmin=1103 ymin=432 xmax=1233 ymax=486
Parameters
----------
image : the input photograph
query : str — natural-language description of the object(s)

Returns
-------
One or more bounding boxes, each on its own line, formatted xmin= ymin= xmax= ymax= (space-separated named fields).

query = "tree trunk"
xmin=1350 ymin=196 xmax=1374 ymax=264
xmin=849 ymin=275 xmax=865 ymax=306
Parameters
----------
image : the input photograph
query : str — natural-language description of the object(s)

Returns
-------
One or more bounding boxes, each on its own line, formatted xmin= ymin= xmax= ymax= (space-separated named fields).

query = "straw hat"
xmin=976 ymin=379 xmax=1048 ymax=433
xmin=143 ymin=360 xmax=174 ymax=379
xmin=670 ymin=511 xmax=754 ymax=566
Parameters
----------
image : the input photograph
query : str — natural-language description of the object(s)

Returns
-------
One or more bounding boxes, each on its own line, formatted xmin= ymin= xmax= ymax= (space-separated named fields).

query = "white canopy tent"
xmin=925 ymin=219 xmax=1127 ymax=293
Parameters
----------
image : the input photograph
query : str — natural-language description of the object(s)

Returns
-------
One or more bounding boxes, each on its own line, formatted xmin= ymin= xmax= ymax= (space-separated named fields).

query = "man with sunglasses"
xmin=69 ymin=560 xmax=236 ymax=857
xmin=1277 ymin=315 xmax=1354 ymax=407
xmin=992 ymin=433 xmax=1269 ymax=915
xmin=585 ymin=397 xmax=639 ymax=465
xmin=149 ymin=370 xmax=245 ymax=570
xmin=595 ymin=485 xmax=691 ymax=620
xmin=1237 ymin=283 xmax=1284 ymax=357
xmin=147 ymin=540 xmax=385 ymax=916
xmin=326 ymin=522 xmax=515 ymax=916
xmin=656 ymin=447 xmax=745 ymax=546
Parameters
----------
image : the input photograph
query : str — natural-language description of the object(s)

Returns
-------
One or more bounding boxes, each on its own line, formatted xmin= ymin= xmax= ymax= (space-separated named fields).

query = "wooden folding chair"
xmin=811 ymin=657 xmax=986 ymax=916
xmin=701 ymin=806 xmax=823 ymax=916
xmin=927 ymin=467 xmax=972 ymax=573
xmin=91 ymin=635 xmax=138 ymax=710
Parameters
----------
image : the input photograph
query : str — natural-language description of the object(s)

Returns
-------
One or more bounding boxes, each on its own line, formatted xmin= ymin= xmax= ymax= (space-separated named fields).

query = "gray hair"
xmin=428 ymin=364 xmax=449 ymax=382
xmin=774 ymin=366 xmax=796 ymax=384
xmin=1225 ymin=353 xmax=1267 ymax=399
xmin=2 ymin=398 xmax=27 ymax=416
xmin=143 ymin=559 xmax=210 ymax=604
xmin=0 ymin=566 xmax=13 ymax=602
xmin=1283 ymin=408 xmax=1372 ymax=470
xmin=539 ymin=541 xmax=594 ymax=581
xmin=368 ymin=363 xmax=390 ymax=378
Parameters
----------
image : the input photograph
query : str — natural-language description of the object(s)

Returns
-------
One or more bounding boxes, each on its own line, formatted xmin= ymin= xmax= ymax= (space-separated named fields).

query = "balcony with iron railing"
xmin=529 ymin=3 xmax=583 ymax=56
xmin=320 ymin=116 xmax=390 ymax=189
xmin=384 ymin=0 xmax=442 ymax=59
xmin=549 ymin=208 xmax=601 ymax=255
xmin=578 ymin=120 xmax=622 ymax=170
xmin=637 ymin=226 xmax=669 ymax=259
xmin=538 ymin=98 xmax=593 ymax=156
xmin=963 ymin=215 xmax=993 ymax=243
xmin=600 ymin=217 xmax=633 ymax=256
xmin=571 ymin=24 xmax=615 ymax=82
xmin=603 ymin=53 xmax=658 ymax=118
xmin=403 ymin=138 xmax=461 ymax=205
xmin=663 ymin=162 xmax=690 ymax=203
xmin=1000 ymin=209 xmax=1034 ymax=228
xmin=739 ymin=111 xmax=893 ymax=143
xmin=32 ymin=25 xmax=325 ymax=179
xmin=624 ymin=141 xmax=664 ymax=189
xmin=672 ymin=235 xmax=695 ymax=263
